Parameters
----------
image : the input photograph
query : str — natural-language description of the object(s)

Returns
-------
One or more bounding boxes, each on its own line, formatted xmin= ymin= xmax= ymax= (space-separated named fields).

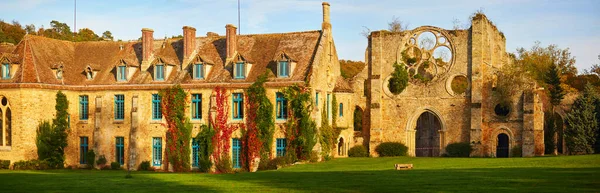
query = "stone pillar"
xmin=368 ymin=31 xmax=384 ymax=156
xmin=469 ymin=16 xmax=486 ymax=156
xmin=522 ymin=91 xmax=535 ymax=157
xmin=128 ymin=95 xmax=138 ymax=170
xmin=93 ymin=96 xmax=102 ymax=152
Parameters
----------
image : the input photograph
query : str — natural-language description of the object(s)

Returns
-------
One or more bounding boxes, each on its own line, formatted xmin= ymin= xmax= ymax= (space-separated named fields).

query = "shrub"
xmin=101 ymin=165 xmax=111 ymax=170
xmin=111 ymin=162 xmax=121 ymax=170
xmin=198 ymin=158 xmax=212 ymax=173
xmin=0 ymin=160 xmax=10 ymax=169
xmin=309 ymin=151 xmax=320 ymax=163
xmin=348 ymin=145 xmax=369 ymax=157
xmin=96 ymin=155 xmax=107 ymax=167
xmin=138 ymin=161 xmax=152 ymax=171
xmin=388 ymin=62 xmax=409 ymax=95
xmin=13 ymin=160 xmax=50 ymax=170
xmin=511 ymin=145 xmax=522 ymax=157
xmin=85 ymin=150 xmax=96 ymax=168
xmin=266 ymin=157 xmax=288 ymax=170
xmin=444 ymin=142 xmax=473 ymax=157
xmin=375 ymin=142 xmax=408 ymax=157
xmin=215 ymin=155 xmax=232 ymax=174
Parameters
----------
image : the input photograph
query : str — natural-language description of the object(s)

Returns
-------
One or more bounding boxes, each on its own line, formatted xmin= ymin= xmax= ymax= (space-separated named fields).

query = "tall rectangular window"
xmin=339 ymin=103 xmax=344 ymax=117
xmin=232 ymin=138 xmax=241 ymax=169
xmin=276 ymin=138 xmax=287 ymax=157
xmin=235 ymin=62 xmax=245 ymax=79
xmin=114 ymin=95 xmax=124 ymax=120
xmin=116 ymin=137 xmax=124 ymax=165
xmin=316 ymin=92 xmax=319 ymax=107
xmin=153 ymin=137 xmax=162 ymax=166
xmin=191 ymin=94 xmax=202 ymax=120
xmin=278 ymin=61 xmax=289 ymax=77
xmin=79 ymin=95 xmax=89 ymax=120
xmin=80 ymin=137 xmax=88 ymax=164
xmin=327 ymin=94 xmax=331 ymax=121
xmin=118 ymin=66 xmax=127 ymax=81
xmin=232 ymin=93 xmax=244 ymax=119
xmin=276 ymin=92 xmax=287 ymax=120
xmin=192 ymin=138 xmax=199 ymax=167
xmin=152 ymin=94 xmax=162 ymax=120
xmin=2 ymin=63 xmax=9 ymax=79
xmin=194 ymin=63 xmax=204 ymax=79
xmin=156 ymin=64 xmax=164 ymax=80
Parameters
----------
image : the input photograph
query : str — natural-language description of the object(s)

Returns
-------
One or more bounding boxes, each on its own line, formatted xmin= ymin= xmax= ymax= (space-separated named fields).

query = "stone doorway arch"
xmin=406 ymin=108 xmax=446 ymax=157
xmin=338 ymin=137 xmax=345 ymax=156
xmin=496 ymin=133 xmax=509 ymax=158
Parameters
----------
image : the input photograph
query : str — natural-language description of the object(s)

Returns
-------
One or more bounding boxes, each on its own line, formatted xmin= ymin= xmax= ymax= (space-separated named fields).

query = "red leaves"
xmin=211 ymin=87 xmax=239 ymax=166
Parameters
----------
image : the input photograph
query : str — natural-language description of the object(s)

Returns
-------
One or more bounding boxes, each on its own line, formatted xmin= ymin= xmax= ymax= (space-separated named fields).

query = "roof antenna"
xmin=73 ymin=0 xmax=76 ymax=41
xmin=238 ymin=0 xmax=241 ymax=34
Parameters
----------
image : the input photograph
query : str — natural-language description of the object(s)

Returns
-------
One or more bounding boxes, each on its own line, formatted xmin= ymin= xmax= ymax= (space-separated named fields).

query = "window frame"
xmin=155 ymin=64 xmax=165 ymax=81
xmin=194 ymin=63 xmax=204 ymax=79
xmin=80 ymin=137 xmax=88 ymax=164
xmin=232 ymin=138 xmax=241 ymax=169
xmin=191 ymin=94 xmax=202 ymax=120
xmin=278 ymin=61 xmax=289 ymax=78
xmin=114 ymin=95 xmax=125 ymax=120
xmin=339 ymin=103 xmax=344 ymax=117
xmin=79 ymin=95 xmax=89 ymax=120
xmin=152 ymin=137 xmax=162 ymax=166
xmin=276 ymin=92 xmax=287 ymax=120
xmin=234 ymin=62 xmax=245 ymax=79
xmin=152 ymin=94 xmax=162 ymax=120
xmin=117 ymin=65 xmax=127 ymax=81
xmin=192 ymin=138 xmax=199 ymax=167
xmin=232 ymin=93 xmax=244 ymax=120
xmin=2 ymin=63 xmax=9 ymax=79
xmin=276 ymin=138 xmax=287 ymax=157
xmin=116 ymin=137 xmax=125 ymax=165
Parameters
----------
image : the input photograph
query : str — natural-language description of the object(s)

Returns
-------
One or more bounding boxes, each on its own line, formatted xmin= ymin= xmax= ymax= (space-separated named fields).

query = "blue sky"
xmin=2 ymin=0 xmax=599 ymax=71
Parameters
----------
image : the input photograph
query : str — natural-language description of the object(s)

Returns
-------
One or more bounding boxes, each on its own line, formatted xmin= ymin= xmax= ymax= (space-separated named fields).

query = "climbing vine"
xmin=388 ymin=62 xmax=409 ymax=94
xmin=243 ymin=73 xmax=273 ymax=171
xmin=319 ymin=95 xmax=342 ymax=159
xmin=195 ymin=123 xmax=215 ymax=172
xmin=160 ymin=85 xmax=192 ymax=172
xmin=211 ymin=86 xmax=239 ymax=173
xmin=283 ymin=85 xmax=317 ymax=161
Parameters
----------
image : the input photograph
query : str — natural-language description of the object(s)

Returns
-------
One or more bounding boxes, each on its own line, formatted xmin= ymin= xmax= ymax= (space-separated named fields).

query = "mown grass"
xmin=1 ymin=155 xmax=599 ymax=192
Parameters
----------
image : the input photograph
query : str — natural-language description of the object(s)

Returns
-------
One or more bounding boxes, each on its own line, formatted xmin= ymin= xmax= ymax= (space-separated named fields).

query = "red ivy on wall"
xmin=210 ymin=87 xmax=239 ymax=169
xmin=241 ymin=95 xmax=262 ymax=171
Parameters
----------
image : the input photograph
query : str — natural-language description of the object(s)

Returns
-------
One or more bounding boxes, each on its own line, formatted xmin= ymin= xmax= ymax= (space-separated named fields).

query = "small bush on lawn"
xmin=309 ymin=151 xmax=320 ymax=163
xmin=96 ymin=155 xmax=107 ymax=167
xmin=85 ymin=150 xmax=96 ymax=168
xmin=348 ymin=145 xmax=369 ymax=157
xmin=198 ymin=159 xmax=212 ymax=173
xmin=138 ymin=161 xmax=152 ymax=171
xmin=216 ymin=155 xmax=233 ymax=174
xmin=511 ymin=145 xmax=522 ymax=157
xmin=13 ymin=160 xmax=50 ymax=170
xmin=375 ymin=142 xmax=408 ymax=157
xmin=111 ymin=162 xmax=121 ymax=170
xmin=444 ymin=142 xmax=473 ymax=157
xmin=0 ymin=160 xmax=10 ymax=169
xmin=266 ymin=157 xmax=288 ymax=170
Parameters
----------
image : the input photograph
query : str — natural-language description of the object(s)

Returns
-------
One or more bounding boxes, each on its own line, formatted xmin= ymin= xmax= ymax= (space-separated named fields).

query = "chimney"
xmin=322 ymin=2 xmax=330 ymax=25
xmin=183 ymin=26 xmax=196 ymax=59
xmin=141 ymin=28 xmax=154 ymax=62
xmin=226 ymin=24 xmax=237 ymax=59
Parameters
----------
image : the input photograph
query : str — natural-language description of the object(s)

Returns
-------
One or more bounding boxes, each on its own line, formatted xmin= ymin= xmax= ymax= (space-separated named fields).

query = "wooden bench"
xmin=395 ymin=164 xmax=413 ymax=170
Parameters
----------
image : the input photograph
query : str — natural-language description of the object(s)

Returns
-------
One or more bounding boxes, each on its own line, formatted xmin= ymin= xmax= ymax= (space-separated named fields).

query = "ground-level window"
xmin=232 ymin=93 xmax=244 ymax=120
xmin=232 ymin=138 xmax=241 ymax=169
xmin=276 ymin=138 xmax=287 ymax=157
xmin=80 ymin=137 xmax=88 ymax=164
xmin=192 ymin=138 xmax=199 ymax=167
xmin=116 ymin=137 xmax=124 ymax=165
xmin=153 ymin=137 xmax=162 ymax=166
xmin=191 ymin=94 xmax=202 ymax=120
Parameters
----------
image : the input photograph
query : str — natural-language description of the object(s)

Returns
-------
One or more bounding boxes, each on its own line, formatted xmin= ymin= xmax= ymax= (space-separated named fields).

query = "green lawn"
xmin=1 ymin=155 xmax=599 ymax=193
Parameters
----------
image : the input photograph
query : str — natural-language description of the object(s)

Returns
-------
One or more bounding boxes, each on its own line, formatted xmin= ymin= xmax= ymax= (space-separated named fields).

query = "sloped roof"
xmin=2 ymin=30 xmax=322 ymax=87
xmin=333 ymin=76 xmax=354 ymax=93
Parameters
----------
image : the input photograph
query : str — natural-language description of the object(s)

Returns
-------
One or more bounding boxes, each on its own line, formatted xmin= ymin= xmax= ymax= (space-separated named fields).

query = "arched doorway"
xmin=415 ymin=112 xmax=441 ymax=157
xmin=338 ymin=137 xmax=344 ymax=156
xmin=496 ymin=133 xmax=509 ymax=158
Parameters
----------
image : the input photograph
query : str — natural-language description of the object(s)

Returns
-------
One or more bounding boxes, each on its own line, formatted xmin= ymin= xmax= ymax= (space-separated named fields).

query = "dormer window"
xmin=194 ymin=63 xmax=204 ymax=79
xmin=1 ymin=63 xmax=9 ymax=79
xmin=234 ymin=62 xmax=245 ymax=79
xmin=155 ymin=64 xmax=165 ymax=81
xmin=117 ymin=65 xmax=127 ymax=81
xmin=85 ymin=66 xmax=94 ymax=80
xmin=278 ymin=61 xmax=289 ymax=77
xmin=56 ymin=67 xmax=63 ymax=79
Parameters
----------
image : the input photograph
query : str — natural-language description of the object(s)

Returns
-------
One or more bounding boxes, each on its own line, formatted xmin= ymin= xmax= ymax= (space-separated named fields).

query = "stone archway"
xmin=338 ymin=137 xmax=345 ymax=156
xmin=406 ymin=108 xmax=446 ymax=157
xmin=496 ymin=133 xmax=509 ymax=158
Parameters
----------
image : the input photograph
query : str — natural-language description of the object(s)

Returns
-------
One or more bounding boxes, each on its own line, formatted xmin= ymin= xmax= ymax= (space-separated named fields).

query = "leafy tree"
xmin=388 ymin=62 xmax=409 ymax=95
xmin=515 ymin=42 xmax=576 ymax=91
xmin=353 ymin=107 xmax=363 ymax=132
xmin=36 ymin=91 xmax=70 ymax=168
xmin=75 ymin=28 xmax=100 ymax=42
xmin=565 ymin=84 xmax=598 ymax=154
xmin=102 ymin=31 xmax=114 ymax=41
xmin=339 ymin=60 xmax=366 ymax=79
xmin=0 ymin=20 xmax=26 ymax=44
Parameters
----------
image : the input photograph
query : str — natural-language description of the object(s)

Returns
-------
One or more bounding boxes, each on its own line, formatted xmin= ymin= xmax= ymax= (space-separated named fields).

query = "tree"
xmin=24 ymin=24 xmax=36 ymax=35
xmin=339 ymin=60 xmax=366 ymax=79
xmin=545 ymin=63 xmax=565 ymax=106
xmin=353 ymin=107 xmax=363 ymax=132
xmin=75 ymin=28 xmax=100 ymax=42
xmin=515 ymin=42 xmax=577 ymax=88
xmin=102 ymin=31 xmax=113 ymax=41
xmin=36 ymin=91 xmax=70 ymax=168
xmin=388 ymin=16 xmax=408 ymax=33
xmin=565 ymin=84 xmax=598 ymax=154
xmin=388 ymin=62 xmax=409 ymax=95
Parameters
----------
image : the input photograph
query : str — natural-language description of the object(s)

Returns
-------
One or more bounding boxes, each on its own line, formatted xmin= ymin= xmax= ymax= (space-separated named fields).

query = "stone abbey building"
xmin=0 ymin=2 xmax=544 ymax=169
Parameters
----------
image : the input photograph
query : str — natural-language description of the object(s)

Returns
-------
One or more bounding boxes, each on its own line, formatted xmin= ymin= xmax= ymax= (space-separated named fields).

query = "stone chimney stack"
xmin=226 ymin=24 xmax=237 ymax=59
xmin=183 ymin=26 xmax=196 ymax=59
xmin=142 ymin=28 xmax=154 ymax=62
xmin=322 ymin=2 xmax=331 ymax=32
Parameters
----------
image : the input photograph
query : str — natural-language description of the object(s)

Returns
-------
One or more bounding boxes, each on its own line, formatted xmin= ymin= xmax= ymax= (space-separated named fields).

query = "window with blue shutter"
xmin=235 ymin=62 xmax=245 ymax=79
xmin=276 ymin=138 xmax=287 ymax=157
xmin=278 ymin=61 xmax=289 ymax=77
xmin=153 ymin=137 xmax=162 ymax=166
xmin=80 ymin=137 xmax=88 ymax=164
xmin=116 ymin=137 xmax=124 ymax=165
xmin=276 ymin=93 xmax=287 ymax=120
xmin=2 ymin=63 xmax=9 ymax=79
xmin=232 ymin=138 xmax=241 ymax=169
xmin=118 ymin=66 xmax=127 ymax=81
xmin=79 ymin=95 xmax=89 ymax=120
xmin=192 ymin=138 xmax=199 ymax=167
xmin=114 ymin=95 xmax=124 ymax=120
xmin=194 ymin=63 xmax=204 ymax=79
xmin=191 ymin=94 xmax=202 ymax=120
xmin=156 ymin=64 xmax=164 ymax=80
xmin=232 ymin=93 xmax=244 ymax=119
xmin=152 ymin=94 xmax=162 ymax=120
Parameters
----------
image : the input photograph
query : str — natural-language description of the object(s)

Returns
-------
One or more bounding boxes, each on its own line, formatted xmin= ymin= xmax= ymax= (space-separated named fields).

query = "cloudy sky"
xmin=2 ymin=0 xmax=599 ymax=71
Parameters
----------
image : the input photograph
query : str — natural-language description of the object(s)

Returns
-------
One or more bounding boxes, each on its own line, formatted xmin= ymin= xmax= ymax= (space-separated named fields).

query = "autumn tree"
xmin=102 ymin=31 xmax=113 ymax=41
